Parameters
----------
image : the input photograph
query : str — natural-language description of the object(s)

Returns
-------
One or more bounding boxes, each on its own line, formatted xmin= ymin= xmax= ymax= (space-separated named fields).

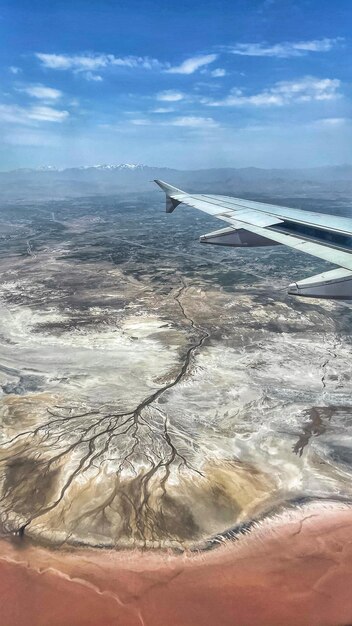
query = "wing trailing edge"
xmin=199 ymin=226 xmax=280 ymax=247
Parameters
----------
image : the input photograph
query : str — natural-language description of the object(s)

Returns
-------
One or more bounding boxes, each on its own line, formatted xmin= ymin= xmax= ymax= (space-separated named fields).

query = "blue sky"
xmin=0 ymin=0 xmax=351 ymax=170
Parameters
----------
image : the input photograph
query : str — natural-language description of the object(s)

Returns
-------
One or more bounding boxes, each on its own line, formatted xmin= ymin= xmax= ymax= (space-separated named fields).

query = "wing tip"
xmin=154 ymin=179 xmax=184 ymax=213
xmin=154 ymin=179 xmax=185 ymax=195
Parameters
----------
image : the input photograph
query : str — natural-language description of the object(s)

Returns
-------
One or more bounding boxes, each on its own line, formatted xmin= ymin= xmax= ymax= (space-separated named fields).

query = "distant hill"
xmin=0 ymin=163 xmax=351 ymax=201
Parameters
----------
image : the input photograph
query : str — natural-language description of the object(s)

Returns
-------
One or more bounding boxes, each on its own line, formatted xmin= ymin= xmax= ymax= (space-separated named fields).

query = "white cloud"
xmin=116 ymin=57 xmax=162 ymax=70
xmin=84 ymin=72 xmax=103 ymax=82
xmin=170 ymin=116 xmax=219 ymax=128
xmin=205 ymin=76 xmax=341 ymax=107
xmin=272 ymin=77 xmax=341 ymax=102
xmin=0 ymin=103 xmax=69 ymax=124
xmin=166 ymin=54 xmax=217 ymax=75
xmin=157 ymin=90 xmax=185 ymax=102
xmin=130 ymin=115 xmax=219 ymax=129
xmin=314 ymin=117 xmax=349 ymax=128
xmin=293 ymin=39 xmax=341 ymax=52
xmin=36 ymin=52 xmax=164 ymax=79
xmin=9 ymin=66 xmax=21 ymax=74
xmin=27 ymin=106 xmax=69 ymax=122
xmin=229 ymin=38 xmax=341 ymax=58
xmin=36 ymin=53 xmax=103 ymax=70
xmin=130 ymin=118 xmax=151 ymax=125
xmin=21 ymin=85 xmax=62 ymax=100
xmin=210 ymin=68 xmax=226 ymax=78
xmin=151 ymin=107 xmax=174 ymax=113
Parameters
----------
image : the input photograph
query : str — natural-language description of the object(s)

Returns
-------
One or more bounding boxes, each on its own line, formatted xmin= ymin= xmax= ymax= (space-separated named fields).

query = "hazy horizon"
xmin=1 ymin=161 xmax=352 ymax=174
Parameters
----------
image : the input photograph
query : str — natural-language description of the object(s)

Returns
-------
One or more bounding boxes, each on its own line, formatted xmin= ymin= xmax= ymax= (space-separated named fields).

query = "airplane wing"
xmin=154 ymin=179 xmax=352 ymax=299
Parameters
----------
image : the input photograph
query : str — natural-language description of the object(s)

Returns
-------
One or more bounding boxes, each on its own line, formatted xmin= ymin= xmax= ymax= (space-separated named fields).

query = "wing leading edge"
xmin=154 ymin=179 xmax=352 ymax=299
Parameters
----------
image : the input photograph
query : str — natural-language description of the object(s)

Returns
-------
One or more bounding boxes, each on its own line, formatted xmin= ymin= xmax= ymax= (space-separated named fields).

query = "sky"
xmin=0 ymin=0 xmax=351 ymax=170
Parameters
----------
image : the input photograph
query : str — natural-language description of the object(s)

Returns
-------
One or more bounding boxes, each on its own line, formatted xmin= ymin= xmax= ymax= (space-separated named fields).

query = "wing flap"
xmin=289 ymin=268 xmax=352 ymax=299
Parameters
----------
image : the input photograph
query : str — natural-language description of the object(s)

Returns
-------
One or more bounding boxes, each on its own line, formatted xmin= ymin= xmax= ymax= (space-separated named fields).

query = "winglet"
xmin=154 ymin=179 xmax=185 ymax=213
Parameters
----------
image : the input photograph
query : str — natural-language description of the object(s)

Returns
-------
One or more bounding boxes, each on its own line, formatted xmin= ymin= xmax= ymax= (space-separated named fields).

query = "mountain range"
xmin=1 ymin=163 xmax=352 ymax=201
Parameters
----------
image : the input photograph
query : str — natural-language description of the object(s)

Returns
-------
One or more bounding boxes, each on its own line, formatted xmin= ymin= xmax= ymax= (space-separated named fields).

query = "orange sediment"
xmin=1 ymin=501 xmax=352 ymax=626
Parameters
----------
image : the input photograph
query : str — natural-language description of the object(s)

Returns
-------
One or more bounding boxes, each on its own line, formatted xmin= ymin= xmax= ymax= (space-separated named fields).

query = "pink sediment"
xmin=1 ymin=501 xmax=352 ymax=626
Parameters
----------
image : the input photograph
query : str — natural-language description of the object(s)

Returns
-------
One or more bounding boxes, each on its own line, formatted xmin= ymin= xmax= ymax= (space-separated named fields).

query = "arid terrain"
xmin=1 ymin=188 xmax=352 ymax=624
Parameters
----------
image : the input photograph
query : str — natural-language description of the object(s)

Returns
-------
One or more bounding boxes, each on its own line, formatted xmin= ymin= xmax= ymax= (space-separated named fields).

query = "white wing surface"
xmin=155 ymin=179 xmax=352 ymax=299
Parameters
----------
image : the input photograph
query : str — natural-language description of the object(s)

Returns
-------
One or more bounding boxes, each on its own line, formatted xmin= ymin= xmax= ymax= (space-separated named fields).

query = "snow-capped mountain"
xmin=76 ymin=163 xmax=150 ymax=170
xmin=13 ymin=163 xmax=157 ymax=173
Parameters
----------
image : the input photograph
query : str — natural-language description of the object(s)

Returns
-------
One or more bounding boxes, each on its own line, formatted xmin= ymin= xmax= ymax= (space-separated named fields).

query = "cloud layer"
xmin=205 ymin=77 xmax=341 ymax=107
xmin=228 ymin=38 xmax=341 ymax=58
xmin=36 ymin=52 xmax=164 ymax=81
xmin=0 ymin=104 xmax=69 ymax=124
